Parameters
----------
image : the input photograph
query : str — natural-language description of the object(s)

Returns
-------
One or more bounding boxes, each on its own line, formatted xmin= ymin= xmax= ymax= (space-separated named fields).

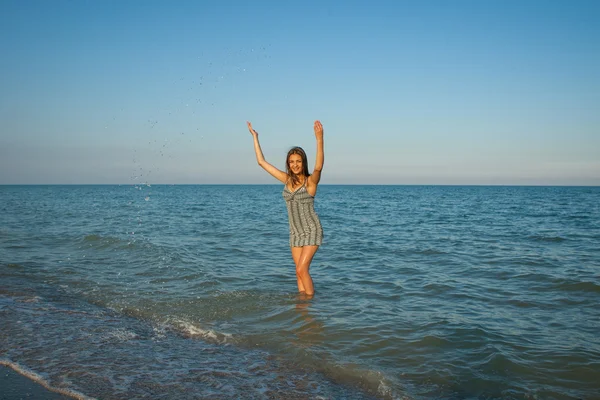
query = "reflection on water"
xmin=293 ymin=295 xmax=325 ymax=348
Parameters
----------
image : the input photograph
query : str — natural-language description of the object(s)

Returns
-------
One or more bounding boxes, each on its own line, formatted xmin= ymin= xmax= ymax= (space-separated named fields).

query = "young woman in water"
xmin=246 ymin=120 xmax=324 ymax=297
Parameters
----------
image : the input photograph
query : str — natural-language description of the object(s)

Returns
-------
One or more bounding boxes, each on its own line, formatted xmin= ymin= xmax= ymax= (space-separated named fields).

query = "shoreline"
xmin=0 ymin=363 xmax=89 ymax=400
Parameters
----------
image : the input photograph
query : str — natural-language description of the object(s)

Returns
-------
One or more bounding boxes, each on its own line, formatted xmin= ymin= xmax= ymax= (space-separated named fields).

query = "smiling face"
xmin=285 ymin=147 xmax=310 ymax=182
xmin=288 ymin=153 xmax=303 ymax=175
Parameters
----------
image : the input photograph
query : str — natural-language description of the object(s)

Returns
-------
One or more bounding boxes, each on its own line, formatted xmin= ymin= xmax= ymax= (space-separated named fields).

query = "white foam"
xmin=17 ymin=296 xmax=42 ymax=303
xmin=168 ymin=317 xmax=233 ymax=344
xmin=319 ymin=362 xmax=408 ymax=400
xmin=102 ymin=328 xmax=139 ymax=342
xmin=152 ymin=325 xmax=167 ymax=340
xmin=0 ymin=359 xmax=96 ymax=400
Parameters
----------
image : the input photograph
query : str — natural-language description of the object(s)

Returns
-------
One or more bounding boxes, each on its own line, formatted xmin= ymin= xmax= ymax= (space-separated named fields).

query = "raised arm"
xmin=247 ymin=121 xmax=287 ymax=183
xmin=309 ymin=120 xmax=324 ymax=185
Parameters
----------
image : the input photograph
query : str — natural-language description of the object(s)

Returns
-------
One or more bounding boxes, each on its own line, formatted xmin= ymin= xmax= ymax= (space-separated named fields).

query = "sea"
xmin=1 ymin=184 xmax=599 ymax=400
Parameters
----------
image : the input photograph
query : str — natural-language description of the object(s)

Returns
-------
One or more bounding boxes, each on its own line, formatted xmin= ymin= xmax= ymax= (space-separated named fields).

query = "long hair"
xmin=286 ymin=146 xmax=310 ymax=187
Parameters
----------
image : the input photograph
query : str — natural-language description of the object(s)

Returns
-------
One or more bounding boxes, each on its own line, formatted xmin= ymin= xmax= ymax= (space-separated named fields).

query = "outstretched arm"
xmin=309 ymin=120 xmax=324 ymax=185
xmin=247 ymin=121 xmax=287 ymax=183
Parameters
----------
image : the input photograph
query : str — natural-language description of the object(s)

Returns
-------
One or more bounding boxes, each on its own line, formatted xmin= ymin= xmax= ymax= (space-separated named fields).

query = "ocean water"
xmin=1 ymin=184 xmax=599 ymax=399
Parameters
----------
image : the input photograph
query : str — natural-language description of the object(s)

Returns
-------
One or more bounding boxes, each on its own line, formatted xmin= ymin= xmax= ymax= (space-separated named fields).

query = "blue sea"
xmin=1 ymin=184 xmax=599 ymax=399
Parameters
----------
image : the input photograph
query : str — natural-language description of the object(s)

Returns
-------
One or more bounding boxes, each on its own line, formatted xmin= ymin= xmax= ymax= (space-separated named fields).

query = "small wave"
xmin=408 ymin=248 xmax=446 ymax=256
xmin=16 ymin=295 xmax=42 ymax=304
xmin=81 ymin=234 xmax=132 ymax=249
xmin=316 ymin=362 xmax=406 ymax=400
xmin=475 ymin=350 xmax=530 ymax=376
xmin=0 ymin=287 xmax=41 ymax=300
xmin=528 ymin=235 xmax=567 ymax=243
xmin=82 ymin=234 xmax=103 ymax=242
xmin=0 ymin=359 xmax=96 ymax=400
xmin=507 ymin=298 xmax=538 ymax=308
xmin=512 ymin=272 xmax=554 ymax=281
xmin=413 ymin=335 xmax=452 ymax=348
xmin=553 ymin=280 xmax=600 ymax=293
xmin=6 ymin=244 xmax=27 ymax=249
xmin=422 ymin=283 xmax=453 ymax=294
xmin=79 ymin=234 xmax=174 ymax=255
xmin=166 ymin=317 xmax=233 ymax=344
xmin=101 ymin=328 xmax=139 ymax=343
xmin=566 ymin=214 xmax=589 ymax=220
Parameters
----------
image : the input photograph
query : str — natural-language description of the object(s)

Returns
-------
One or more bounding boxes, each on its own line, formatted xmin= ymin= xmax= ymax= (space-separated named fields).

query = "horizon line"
xmin=1 ymin=183 xmax=599 ymax=187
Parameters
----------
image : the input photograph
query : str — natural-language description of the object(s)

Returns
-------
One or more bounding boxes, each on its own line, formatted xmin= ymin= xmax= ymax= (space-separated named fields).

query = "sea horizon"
xmin=1 ymin=183 xmax=599 ymax=187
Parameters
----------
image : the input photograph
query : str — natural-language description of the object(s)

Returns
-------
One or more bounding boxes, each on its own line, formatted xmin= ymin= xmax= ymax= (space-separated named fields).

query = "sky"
xmin=0 ymin=0 xmax=598 ymax=185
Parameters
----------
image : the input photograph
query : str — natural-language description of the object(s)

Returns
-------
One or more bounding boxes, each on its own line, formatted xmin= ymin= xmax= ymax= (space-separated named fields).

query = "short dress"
xmin=282 ymin=181 xmax=323 ymax=247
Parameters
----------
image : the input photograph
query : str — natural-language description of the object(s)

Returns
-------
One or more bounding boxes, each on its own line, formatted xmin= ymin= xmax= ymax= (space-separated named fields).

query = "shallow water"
xmin=1 ymin=185 xmax=599 ymax=399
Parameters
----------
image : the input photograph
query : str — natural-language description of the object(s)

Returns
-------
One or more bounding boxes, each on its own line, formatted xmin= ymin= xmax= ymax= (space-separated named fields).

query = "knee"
xmin=296 ymin=264 xmax=308 ymax=276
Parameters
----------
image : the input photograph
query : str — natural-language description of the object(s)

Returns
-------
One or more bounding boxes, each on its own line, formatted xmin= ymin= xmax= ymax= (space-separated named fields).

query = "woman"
xmin=247 ymin=120 xmax=324 ymax=297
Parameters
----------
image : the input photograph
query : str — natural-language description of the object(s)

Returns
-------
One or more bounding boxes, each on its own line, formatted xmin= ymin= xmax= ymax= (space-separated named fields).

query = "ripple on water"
xmin=2 ymin=185 xmax=600 ymax=399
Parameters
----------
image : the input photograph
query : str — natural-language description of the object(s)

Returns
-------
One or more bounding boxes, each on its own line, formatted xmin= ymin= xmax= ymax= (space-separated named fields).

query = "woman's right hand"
xmin=314 ymin=120 xmax=323 ymax=140
xmin=247 ymin=121 xmax=258 ymax=137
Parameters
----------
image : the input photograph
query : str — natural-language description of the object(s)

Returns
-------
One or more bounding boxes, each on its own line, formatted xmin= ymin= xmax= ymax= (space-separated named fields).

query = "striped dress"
xmin=282 ymin=181 xmax=323 ymax=247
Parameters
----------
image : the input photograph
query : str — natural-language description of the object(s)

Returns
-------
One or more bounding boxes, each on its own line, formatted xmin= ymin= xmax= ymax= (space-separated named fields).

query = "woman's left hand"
xmin=314 ymin=120 xmax=324 ymax=140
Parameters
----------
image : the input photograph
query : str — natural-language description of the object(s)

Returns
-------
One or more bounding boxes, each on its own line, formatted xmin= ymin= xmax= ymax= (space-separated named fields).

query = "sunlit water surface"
xmin=1 ymin=185 xmax=599 ymax=399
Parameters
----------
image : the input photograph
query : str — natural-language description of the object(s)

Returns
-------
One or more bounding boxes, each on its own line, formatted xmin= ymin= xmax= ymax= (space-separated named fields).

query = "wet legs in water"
xmin=291 ymin=245 xmax=319 ymax=296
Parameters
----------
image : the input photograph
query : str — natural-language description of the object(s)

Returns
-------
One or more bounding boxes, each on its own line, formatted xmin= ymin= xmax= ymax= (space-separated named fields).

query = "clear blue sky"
xmin=1 ymin=0 xmax=598 ymax=185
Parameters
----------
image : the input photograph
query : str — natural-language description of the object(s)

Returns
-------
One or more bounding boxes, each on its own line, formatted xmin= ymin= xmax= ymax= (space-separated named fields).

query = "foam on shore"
xmin=0 ymin=359 xmax=95 ymax=400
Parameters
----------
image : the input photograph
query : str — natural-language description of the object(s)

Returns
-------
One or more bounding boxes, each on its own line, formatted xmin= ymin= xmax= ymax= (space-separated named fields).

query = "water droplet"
xmin=145 ymin=196 xmax=150 ymax=201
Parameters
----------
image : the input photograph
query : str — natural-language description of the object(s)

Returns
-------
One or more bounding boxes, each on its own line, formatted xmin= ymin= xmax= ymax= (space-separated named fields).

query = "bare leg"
xmin=296 ymin=245 xmax=319 ymax=296
xmin=291 ymin=246 xmax=305 ymax=292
